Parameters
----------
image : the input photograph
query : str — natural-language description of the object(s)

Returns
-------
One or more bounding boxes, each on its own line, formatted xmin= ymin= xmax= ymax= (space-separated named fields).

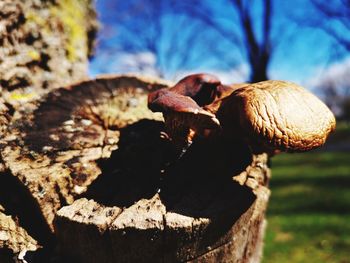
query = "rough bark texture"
xmin=0 ymin=0 xmax=96 ymax=260
xmin=0 ymin=0 xmax=97 ymax=95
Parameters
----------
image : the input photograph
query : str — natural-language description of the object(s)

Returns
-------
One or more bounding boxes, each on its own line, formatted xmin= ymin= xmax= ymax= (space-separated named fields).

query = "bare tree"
xmin=307 ymin=0 xmax=350 ymax=117
xmin=108 ymin=0 xmax=238 ymax=79
xmin=310 ymin=56 xmax=350 ymax=117
xmin=174 ymin=0 xmax=275 ymax=82
xmin=226 ymin=0 xmax=273 ymax=82
xmin=311 ymin=0 xmax=350 ymax=52
xmin=108 ymin=0 xmax=302 ymax=82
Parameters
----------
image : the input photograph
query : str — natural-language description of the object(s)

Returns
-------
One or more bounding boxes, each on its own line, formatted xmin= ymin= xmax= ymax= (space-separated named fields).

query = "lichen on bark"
xmin=0 ymin=0 xmax=98 ymax=97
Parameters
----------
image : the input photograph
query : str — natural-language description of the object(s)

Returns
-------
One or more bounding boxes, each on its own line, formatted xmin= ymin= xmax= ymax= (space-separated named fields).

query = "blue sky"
xmin=89 ymin=0 xmax=348 ymax=87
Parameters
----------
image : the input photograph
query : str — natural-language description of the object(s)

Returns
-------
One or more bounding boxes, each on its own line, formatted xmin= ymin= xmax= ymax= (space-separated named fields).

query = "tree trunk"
xmin=0 ymin=204 xmax=39 ymax=263
xmin=0 ymin=0 xmax=97 ymax=97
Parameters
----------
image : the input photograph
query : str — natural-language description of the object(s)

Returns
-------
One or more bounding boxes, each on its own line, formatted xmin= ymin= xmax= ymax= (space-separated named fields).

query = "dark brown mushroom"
xmin=149 ymin=73 xmax=221 ymax=108
xmin=148 ymin=75 xmax=336 ymax=155
xmin=148 ymin=74 xmax=233 ymax=150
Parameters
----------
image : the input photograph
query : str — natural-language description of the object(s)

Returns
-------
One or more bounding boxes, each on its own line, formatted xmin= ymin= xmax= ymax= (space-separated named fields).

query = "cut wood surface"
xmin=1 ymin=73 xmax=270 ymax=262
xmin=0 ymin=75 xmax=170 ymax=247
xmin=0 ymin=204 xmax=39 ymax=263
xmin=54 ymin=139 xmax=270 ymax=263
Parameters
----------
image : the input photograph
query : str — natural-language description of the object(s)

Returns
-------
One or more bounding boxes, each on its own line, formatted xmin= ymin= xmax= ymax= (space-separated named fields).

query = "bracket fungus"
xmin=148 ymin=74 xmax=336 ymax=154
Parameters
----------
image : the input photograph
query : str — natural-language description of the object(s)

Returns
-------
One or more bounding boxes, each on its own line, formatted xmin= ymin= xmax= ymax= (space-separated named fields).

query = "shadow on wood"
xmin=1 ymin=75 xmax=270 ymax=262
xmin=55 ymin=118 xmax=268 ymax=263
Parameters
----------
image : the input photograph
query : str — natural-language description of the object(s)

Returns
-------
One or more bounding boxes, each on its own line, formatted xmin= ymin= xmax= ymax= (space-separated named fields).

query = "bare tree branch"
xmin=173 ymin=0 xmax=276 ymax=82
xmin=110 ymin=0 xmax=244 ymax=78
xmin=311 ymin=0 xmax=350 ymax=51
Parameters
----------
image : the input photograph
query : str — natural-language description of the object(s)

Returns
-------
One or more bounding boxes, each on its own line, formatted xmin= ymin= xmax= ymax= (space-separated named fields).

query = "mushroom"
xmin=148 ymin=75 xmax=336 ymax=155
xmin=213 ymin=80 xmax=336 ymax=153
xmin=148 ymin=74 xmax=236 ymax=151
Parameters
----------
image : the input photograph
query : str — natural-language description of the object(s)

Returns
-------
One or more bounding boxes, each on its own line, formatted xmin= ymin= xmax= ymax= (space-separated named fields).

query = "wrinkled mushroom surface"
xmin=217 ymin=80 xmax=336 ymax=153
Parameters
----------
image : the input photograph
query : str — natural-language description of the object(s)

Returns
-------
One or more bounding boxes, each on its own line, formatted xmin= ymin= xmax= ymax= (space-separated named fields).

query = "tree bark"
xmin=0 ymin=0 xmax=97 ymax=95
xmin=0 ymin=0 xmax=97 ymax=260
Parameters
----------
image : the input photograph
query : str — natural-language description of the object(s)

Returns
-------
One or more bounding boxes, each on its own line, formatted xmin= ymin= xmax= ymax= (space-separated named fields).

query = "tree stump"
xmin=1 ymin=75 xmax=270 ymax=262
xmin=54 ymin=153 xmax=270 ymax=263
xmin=0 ymin=74 xmax=169 ymax=237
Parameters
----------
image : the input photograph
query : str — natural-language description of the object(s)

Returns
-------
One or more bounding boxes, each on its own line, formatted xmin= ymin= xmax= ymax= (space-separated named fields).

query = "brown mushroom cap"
xmin=148 ymin=73 xmax=222 ymax=108
xmin=166 ymin=73 xmax=221 ymax=106
xmin=216 ymin=80 xmax=336 ymax=153
xmin=148 ymin=74 xmax=225 ymax=149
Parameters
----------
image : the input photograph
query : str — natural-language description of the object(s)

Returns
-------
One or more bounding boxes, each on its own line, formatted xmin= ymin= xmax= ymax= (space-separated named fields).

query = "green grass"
xmin=263 ymin=152 xmax=350 ymax=263
xmin=327 ymin=122 xmax=350 ymax=144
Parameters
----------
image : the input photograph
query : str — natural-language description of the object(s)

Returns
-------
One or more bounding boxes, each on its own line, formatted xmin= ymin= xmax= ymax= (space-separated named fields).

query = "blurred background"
xmin=89 ymin=0 xmax=350 ymax=262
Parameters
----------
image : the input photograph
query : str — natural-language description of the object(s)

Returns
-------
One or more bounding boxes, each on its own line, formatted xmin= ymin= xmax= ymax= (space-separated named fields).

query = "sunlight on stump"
xmin=55 ymin=155 xmax=270 ymax=263
xmin=0 ymin=75 xmax=170 ymax=249
xmin=51 ymin=74 xmax=334 ymax=263
xmin=0 ymin=205 xmax=39 ymax=263
xmin=0 ymin=0 xmax=339 ymax=261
